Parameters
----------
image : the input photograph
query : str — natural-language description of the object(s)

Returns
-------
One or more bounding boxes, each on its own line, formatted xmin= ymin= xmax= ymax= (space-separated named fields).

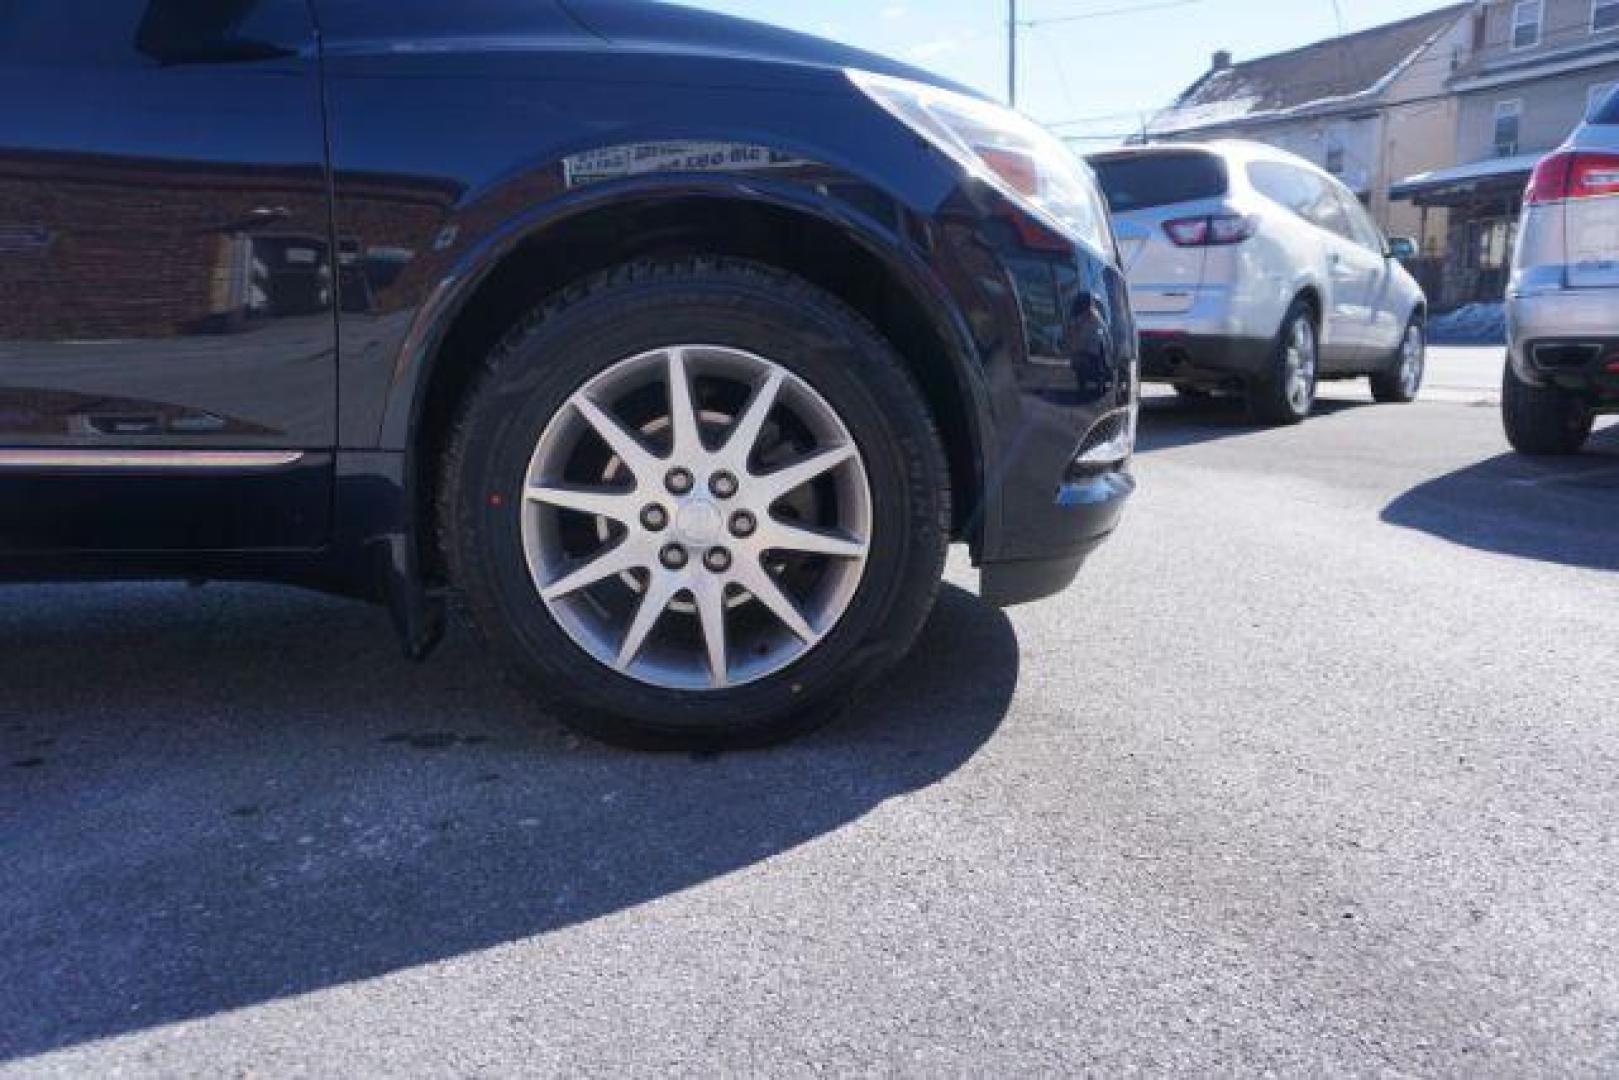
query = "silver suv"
xmin=1091 ymin=141 xmax=1428 ymax=425
xmin=1503 ymin=87 xmax=1619 ymax=455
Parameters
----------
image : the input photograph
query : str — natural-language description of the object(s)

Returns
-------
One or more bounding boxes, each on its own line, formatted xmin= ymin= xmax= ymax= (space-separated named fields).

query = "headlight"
xmin=848 ymin=69 xmax=1113 ymax=257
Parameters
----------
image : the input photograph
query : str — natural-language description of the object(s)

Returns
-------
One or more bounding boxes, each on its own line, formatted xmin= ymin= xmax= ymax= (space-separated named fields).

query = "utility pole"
xmin=1008 ymin=0 xmax=1018 ymax=107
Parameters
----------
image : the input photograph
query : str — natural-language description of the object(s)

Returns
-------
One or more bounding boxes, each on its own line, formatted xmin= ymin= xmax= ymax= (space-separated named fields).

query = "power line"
xmin=1008 ymin=0 xmax=1211 ymax=106
xmin=1029 ymin=22 xmax=1083 ymax=117
xmin=1021 ymin=0 xmax=1202 ymax=28
xmin=1044 ymin=107 xmax=1172 ymax=127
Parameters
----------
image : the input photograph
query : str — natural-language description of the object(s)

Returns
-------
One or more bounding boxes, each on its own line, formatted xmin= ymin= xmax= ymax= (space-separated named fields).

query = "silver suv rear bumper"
xmin=1135 ymin=286 xmax=1278 ymax=383
xmin=1508 ymin=288 xmax=1619 ymax=387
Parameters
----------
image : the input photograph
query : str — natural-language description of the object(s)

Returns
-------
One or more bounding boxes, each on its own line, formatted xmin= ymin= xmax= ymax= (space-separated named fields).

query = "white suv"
xmin=1091 ymin=140 xmax=1428 ymax=425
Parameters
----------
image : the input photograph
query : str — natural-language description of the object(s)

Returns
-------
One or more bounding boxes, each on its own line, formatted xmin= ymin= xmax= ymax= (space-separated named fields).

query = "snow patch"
xmin=1429 ymin=302 xmax=1506 ymax=346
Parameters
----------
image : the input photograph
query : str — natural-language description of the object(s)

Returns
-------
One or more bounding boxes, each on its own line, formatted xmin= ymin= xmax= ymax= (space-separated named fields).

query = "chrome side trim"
xmin=0 ymin=449 xmax=307 ymax=471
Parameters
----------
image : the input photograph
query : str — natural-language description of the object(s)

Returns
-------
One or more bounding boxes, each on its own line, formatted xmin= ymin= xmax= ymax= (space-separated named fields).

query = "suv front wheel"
xmin=438 ymin=258 xmax=951 ymax=749
xmin=1370 ymin=317 xmax=1425 ymax=403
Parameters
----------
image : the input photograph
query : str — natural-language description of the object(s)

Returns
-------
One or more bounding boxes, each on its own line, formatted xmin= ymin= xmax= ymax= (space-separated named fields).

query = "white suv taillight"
xmin=1162 ymin=213 xmax=1256 ymax=247
xmin=1525 ymin=151 xmax=1619 ymax=204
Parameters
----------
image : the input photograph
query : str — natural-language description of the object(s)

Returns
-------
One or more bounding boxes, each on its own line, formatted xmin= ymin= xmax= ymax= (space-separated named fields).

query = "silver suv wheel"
xmin=1284 ymin=317 xmax=1318 ymax=415
xmin=1371 ymin=318 xmax=1427 ymax=404
xmin=1397 ymin=324 xmax=1425 ymax=397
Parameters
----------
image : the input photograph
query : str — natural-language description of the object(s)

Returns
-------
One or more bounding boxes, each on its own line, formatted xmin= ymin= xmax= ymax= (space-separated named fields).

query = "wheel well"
xmin=415 ymin=197 xmax=983 ymax=578
xmin=1294 ymin=286 xmax=1322 ymax=329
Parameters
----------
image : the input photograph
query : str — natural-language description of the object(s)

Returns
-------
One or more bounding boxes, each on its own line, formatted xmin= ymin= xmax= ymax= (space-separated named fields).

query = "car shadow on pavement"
xmin=1136 ymin=392 xmax=1371 ymax=453
xmin=0 ymin=581 xmax=1017 ymax=1062
xmin=1382 ymin=422 xmax=1619 ymax=572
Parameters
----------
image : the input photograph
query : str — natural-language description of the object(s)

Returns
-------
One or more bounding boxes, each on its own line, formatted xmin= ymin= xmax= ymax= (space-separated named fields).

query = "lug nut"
xmin=641 ymin=505 xmax=669 ymax=531
xmin=730 ymin=511 xmax=757 ymax=539
xmin=709 ymin=471 xmax=739 ymax=499
xmin=704 ymin=547 xmax=733 ymax=573
xmin=665 ymin=468 xmax=695 ymax=495
xmin=660 ymin=544 xmax=689 ymax=570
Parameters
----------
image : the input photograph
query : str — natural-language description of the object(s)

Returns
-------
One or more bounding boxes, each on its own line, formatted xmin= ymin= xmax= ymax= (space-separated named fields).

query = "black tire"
xmin=1502 ymin=361 xmax=1592 ymax=456
xmin=438 ymin=257 xmax=951 ymax=750
xmin=1247 ymin=300 xmax=1318 ymax=426
xmin=1370 ymin=316 xmax=1425 ymax=403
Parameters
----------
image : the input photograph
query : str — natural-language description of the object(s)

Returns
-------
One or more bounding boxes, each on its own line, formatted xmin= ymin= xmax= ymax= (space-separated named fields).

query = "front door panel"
xmin=1337 ymin=190 xmax=1400 ymax=359
xmin=0 ymin=0 xmax=335 ymax=550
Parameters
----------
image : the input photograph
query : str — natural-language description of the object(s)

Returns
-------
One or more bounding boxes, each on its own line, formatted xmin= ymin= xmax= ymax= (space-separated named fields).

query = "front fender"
xmin=1295 ymin=269 xmax=1330 ymax=340
xmin=318 ymin=44 xmax=976 ymax=446
xmin=368 ymin=158 xmax=993 ymax=465
xmin=318 ymin=49 xmax=1098 ymax=578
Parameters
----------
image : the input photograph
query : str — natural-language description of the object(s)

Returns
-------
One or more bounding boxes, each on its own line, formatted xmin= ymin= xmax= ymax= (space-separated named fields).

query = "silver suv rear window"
xmin=1090 ymin=152 xmax=1228 ymax=213
xmin=1593 ymin=86 xmax=1619 ymax=125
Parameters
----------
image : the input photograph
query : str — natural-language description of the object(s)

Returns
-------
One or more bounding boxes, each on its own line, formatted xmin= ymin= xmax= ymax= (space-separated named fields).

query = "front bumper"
xmin=980 ymin=468 xmax=1135 ymax=606
xmin=919 ymin=187 xmax=1139 ymax=605
xmin=971 ymin=252 xmax=1137 ymax=605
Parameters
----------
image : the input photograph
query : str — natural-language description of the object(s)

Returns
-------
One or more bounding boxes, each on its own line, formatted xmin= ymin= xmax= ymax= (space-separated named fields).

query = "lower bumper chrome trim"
xmin=0 ymin=449 xmax=307 ymax=471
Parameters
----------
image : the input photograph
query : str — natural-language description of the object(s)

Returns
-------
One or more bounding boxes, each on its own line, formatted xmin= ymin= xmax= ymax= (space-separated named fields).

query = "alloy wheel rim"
xmin=1400 ymin=325 xmax=1425 ymax=396
xmin=521 ymin=345 xmax=873 ymax=691
xmin=1286 ymin=319 xmax=1317 ymax=413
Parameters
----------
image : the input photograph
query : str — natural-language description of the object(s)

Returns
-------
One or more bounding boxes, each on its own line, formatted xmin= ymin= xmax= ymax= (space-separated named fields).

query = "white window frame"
xmin=1594 ymin=0 xmax=1619 ymax=32
xmin=1494 ymin=99 xmax=1523 ymax=156
xmin=1512 ymin=0 xmax=1543 ymax=50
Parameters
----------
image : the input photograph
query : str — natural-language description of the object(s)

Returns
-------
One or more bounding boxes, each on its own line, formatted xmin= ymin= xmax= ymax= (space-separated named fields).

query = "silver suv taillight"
xmin=1162 ymin=213 xmax=1257 ymax=247
xmin=1525 ymin=151 xmax=1619 ymax=204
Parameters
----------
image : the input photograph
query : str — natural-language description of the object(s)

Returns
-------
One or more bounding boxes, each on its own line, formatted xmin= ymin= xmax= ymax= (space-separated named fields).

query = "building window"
xmin=1592 ymin=82 xmax=1619 ymax=118
xmin=1325 ymin=140 xmax=1345 ymax=175
xmin=1594 ymin=0 xmax=1619 ymax=33
xmin=1512 ymin=0 xmax=1542 ymax=48
xmin=1494 ymin=100 xmax=1522 ymax=156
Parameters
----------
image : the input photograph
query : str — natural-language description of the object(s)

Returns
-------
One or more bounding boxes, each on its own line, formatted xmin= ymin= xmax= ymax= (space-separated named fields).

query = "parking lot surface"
xmin=4 ymin=348 xmax=1617 ymax=1076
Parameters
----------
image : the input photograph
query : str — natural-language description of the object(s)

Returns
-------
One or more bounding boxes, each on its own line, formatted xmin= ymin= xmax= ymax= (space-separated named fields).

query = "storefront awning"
xmin=1390 ymin=153 xmax=1541 ymax=204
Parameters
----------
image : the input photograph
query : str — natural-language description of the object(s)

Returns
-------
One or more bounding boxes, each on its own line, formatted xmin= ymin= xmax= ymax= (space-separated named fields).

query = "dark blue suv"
xmin=0 ymin=0 xmax=1137 ymax=746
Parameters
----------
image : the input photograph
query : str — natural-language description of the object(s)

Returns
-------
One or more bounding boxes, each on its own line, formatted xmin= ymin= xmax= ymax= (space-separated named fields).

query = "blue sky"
xmin=669 ymin=0 xmax=1451 ymax=144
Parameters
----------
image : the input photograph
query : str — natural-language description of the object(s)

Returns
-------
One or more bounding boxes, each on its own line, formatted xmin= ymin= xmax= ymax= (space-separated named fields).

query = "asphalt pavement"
xmin=3 ymin=347 xmax=1617 ymax=1076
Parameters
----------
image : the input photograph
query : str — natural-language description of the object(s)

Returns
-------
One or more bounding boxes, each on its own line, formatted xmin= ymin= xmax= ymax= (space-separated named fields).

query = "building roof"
xmin=1147 ymin=4 xmax=1471 ymax=137
xmin=1390 ymin=152 xmax=1541 ymax=202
